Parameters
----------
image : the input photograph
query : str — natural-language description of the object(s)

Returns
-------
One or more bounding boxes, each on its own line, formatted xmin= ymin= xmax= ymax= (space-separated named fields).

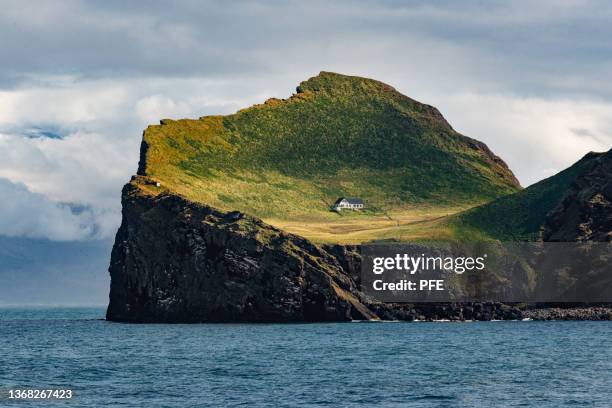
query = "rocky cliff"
xmin=544 ymin=150 xmax=612 ymax=241
xmin=107 ymin=177 xmax=377 ymax=322
xmin=106 ymin=173 xmax=612 ymax=322
xmin=107 ymin=150 xmax=612 ymax=322
xmin=106 ymin=177 xmax=525 ymax=322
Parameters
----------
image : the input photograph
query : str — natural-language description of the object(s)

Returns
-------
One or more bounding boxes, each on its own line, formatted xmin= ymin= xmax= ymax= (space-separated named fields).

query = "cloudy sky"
xmin=1 ymin=0 xmax=611 ymax=242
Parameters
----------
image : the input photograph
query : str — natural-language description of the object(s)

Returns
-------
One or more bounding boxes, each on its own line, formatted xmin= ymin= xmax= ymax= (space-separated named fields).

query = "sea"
xmin=1 ymin=307 xmax=611 ymax=407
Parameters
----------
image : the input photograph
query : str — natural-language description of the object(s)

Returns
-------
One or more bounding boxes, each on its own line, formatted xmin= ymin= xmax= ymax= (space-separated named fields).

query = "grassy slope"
xmin=450 ymin=152 xmax=602 ymax=241
xmin=138 ymin=72 xmax=521 ymax=243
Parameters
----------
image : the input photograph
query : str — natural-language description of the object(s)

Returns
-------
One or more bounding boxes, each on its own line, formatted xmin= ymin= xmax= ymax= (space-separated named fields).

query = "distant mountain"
xmin=0 ymin=236 xmax=111 ymax=305
xmin=453 ymin=150 xmax=611 ymax=241
xmin=138 ymin=71 xmax=520 ymax=220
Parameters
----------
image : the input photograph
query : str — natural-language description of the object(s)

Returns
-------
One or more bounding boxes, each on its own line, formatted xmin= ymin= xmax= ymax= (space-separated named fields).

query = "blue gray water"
xmin=1 ymin=307 xmax=611 ymax=407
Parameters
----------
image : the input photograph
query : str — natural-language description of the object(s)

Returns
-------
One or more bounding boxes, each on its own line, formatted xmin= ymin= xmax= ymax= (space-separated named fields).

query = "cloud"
xmin=0 ymin=1 xmax=610 ymax=97
xmin=135 ymin=95 xmax=193 ymax=124
xmin=428 ymin=93 xmax=612 ymax=185
xmin=0 ymin=178 xmax=117 ymax=241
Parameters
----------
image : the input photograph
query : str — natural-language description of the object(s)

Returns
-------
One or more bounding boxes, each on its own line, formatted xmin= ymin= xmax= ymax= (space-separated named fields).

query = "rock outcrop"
xmin=544 ymin=150 xmax=612 ymax=241
xmin=106 ymin=178 xmax=526 ymax=322
xmin=107 ymin=178 xmax=377 ymax=323
xmin=107 ymin=155 xmax=612 ymax=323
xmin=522 ymin=306 xmax=612 ymax=321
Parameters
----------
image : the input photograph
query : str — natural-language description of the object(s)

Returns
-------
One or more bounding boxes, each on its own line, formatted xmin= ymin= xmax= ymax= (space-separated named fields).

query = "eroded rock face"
xmin=106 ymin=179 xmax=526 ymax=323
xmin=108 ymin=72 xmax=612 ymax=323
xmin=544 ymin=151 xmax=612 ymax=242
xmin=108 ymin=155 xmax=612 ymax=323
xmin=106 ymin=179 xmax=377 ymax=323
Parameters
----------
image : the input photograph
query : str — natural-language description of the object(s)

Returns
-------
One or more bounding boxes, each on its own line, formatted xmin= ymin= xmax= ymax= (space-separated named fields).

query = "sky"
xmin=1 ymin=0 xmax=611 ymax=242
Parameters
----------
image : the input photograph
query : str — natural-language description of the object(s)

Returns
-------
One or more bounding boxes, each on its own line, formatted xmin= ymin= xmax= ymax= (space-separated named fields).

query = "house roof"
xmin=333 ymin=197 xmax=364 ymax=205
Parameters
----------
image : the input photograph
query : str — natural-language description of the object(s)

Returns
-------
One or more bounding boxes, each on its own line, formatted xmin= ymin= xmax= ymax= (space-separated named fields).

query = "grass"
xmin=265 ymin=204 xmax=469 ymax=244
xmin=137 ymin=72 xmax=523 ymax=243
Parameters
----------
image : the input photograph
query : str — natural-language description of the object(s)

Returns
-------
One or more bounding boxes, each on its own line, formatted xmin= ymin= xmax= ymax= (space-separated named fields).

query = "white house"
xmin=332 ymin=197 xmax=364 ymax=211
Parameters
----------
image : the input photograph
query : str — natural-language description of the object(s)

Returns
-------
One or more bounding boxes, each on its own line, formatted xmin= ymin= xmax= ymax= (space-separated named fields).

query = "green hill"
xmin=136 ymin=72 xmax=520 ymax=242
xmin=138 ymin=72 xmax=518 ymax=213
xmin=451 ymin=152 xmax=604 ymax=240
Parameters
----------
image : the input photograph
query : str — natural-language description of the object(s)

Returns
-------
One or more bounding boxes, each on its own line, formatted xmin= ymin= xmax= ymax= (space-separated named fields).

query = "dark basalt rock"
xmin=106 ymin=179 xmax=377 ymax=323
xmin=106 ymin=180 xmax=529 ymax=323
xmin=522 ymin=306 xmax=612 ymax=321
xmin=107 ymin=172 xmax=612 ymax=323
xmin=225 ymin=211 xmax=244 ymax=221
xmin=544 ymin=150 xmax=612 ymax=242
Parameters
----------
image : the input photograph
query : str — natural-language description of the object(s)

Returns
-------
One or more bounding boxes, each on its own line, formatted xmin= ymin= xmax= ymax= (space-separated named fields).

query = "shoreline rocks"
xmin=522 ymin=306 xmax=612 ymax=321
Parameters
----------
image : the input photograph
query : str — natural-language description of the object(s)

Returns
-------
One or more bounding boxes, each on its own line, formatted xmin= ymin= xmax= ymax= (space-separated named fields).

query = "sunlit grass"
xmin=137 ymin=72 xmax=522 ymax=243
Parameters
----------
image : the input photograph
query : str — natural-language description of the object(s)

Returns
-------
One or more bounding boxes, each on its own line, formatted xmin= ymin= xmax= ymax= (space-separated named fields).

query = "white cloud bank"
xmin=0 ymin=178 xmax=116 ymax=241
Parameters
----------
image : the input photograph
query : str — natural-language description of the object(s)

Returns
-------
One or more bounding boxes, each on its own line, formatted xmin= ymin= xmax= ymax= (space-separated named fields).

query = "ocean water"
xmin=1 ymin=308 xmax=611 ymax=407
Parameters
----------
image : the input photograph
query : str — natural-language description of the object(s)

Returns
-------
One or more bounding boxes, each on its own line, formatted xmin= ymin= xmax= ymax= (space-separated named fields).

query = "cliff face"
xmin=106 ymin=162 xmax=612 ymax=322
xmin=544 ymin=151 xmax=612 ymax=241
xmin=106 ymin=178 xmax=377 ymax=323
xmin=107 ymin=178 xmax=526 ymax=323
